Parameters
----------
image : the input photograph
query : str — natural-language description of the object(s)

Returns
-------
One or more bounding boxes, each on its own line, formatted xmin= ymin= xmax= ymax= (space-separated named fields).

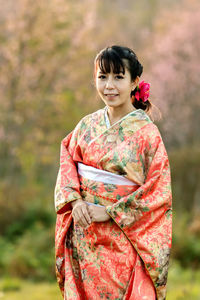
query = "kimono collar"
xmin=104 ymin=106 xmax=139 ymax=129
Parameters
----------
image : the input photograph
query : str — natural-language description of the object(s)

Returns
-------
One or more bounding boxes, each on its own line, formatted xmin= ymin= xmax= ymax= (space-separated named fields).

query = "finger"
xmin=77 ymin=209 xmax=88 ymax=228
xmin=72 ymin=211 xmax=80 ymax=224
xmin=71 ymin=209 xmax=76 ymax=220
xmin=81 ymin=206 xmax=91 ymax=225
xmin=73 ymin=206 xmax=86 ymax=227
xmin=87 ymin=205 xmax=93 ymax=217
xmin=88 ymin=206 xmax=95 ymax=222
xmin=72 ymin=207 xmax=83 ymax=224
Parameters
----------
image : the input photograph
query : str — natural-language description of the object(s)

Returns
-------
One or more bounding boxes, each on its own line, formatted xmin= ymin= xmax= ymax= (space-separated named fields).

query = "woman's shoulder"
xmin=138 ymin=112 xmax=163 ymax=143
xmin=78 ymin=107 xmax=105 ymax=127
xmin=62 ymin=107 xmax=105 ymax=140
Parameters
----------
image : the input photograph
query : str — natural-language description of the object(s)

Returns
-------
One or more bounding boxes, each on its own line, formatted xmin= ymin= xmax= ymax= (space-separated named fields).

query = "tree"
xmin=143 ymin=0 xmax=200 ymax=148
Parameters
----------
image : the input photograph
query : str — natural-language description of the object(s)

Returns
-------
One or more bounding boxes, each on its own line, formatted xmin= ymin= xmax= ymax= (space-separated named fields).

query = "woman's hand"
xmin=71 ymin=199 xmax=91 ymax=228
xmin=87 ymin=205 xmax=111 ymax=223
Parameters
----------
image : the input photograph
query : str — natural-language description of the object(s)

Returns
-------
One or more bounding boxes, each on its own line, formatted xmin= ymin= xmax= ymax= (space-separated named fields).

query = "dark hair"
xmin=94 ymin=45 xmax=152 ymax=112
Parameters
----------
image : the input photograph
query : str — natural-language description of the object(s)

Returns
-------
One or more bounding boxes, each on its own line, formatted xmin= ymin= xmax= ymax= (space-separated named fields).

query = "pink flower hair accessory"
xmin=134 ymin=80 xmax=150 ymax=102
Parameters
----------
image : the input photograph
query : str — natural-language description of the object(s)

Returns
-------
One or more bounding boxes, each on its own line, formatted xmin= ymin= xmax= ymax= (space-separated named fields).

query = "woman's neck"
xmin=107 ymin=103 xmax=136 ymax=126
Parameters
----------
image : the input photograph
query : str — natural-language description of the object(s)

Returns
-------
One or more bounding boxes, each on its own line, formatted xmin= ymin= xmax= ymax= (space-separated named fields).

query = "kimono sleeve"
xmin=54 ymin=128 xmax=83 ymax=214
xmin=106 ymin=124 xmax=172 ymax=231
xmin=105 ymin=125 xmax=172 ymax=298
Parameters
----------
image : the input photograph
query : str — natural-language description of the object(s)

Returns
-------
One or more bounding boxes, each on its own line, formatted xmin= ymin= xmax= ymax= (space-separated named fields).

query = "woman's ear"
xmin=135 ymin=76 xmax=140 ymax=85
xmin=131 ymin=76 xmax=140 ymax=90
xmin=135 ymin=76 xmax=140 ymax=87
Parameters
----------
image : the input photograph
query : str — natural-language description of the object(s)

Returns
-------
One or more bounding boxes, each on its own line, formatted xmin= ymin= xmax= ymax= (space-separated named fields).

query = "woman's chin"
xmin=103 ymin=98 xmax=119 ymax=107
xmin=105 ymin=102 xmax=119 ymax=108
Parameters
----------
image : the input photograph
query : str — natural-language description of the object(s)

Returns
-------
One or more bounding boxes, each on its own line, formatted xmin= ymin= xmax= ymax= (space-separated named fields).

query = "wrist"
xmin=71 ymin=199 xmax=83 ymax=208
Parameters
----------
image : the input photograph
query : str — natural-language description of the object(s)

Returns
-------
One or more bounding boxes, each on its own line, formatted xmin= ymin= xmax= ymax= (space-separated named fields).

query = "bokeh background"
xmin=0 ymin=0 xmax=200 ymax=299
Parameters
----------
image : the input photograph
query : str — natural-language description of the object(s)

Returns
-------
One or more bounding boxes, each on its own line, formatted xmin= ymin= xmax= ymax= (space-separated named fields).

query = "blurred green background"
xmin=0 ymin=0 xmax=200 ymax=299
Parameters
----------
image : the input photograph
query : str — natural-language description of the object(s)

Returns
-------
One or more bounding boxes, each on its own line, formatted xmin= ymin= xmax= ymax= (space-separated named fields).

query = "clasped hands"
xmin=71 ymin=199 xmax=111 ymax=228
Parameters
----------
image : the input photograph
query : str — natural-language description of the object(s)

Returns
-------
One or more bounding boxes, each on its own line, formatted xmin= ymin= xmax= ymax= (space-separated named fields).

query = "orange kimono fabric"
xmin=55 ymin=108 xmax=172 ymax=300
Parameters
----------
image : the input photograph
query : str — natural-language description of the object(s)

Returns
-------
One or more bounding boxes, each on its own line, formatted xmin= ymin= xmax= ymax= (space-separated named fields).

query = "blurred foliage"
xmin=172 ymin=212 xmax=200 ymax=269
xmin=0 ymin=277 xmax=22 ymax=292
xmin=0 ymin=280 xmax=62 ymax=300
xmin=167 ymin=260 xmax=200 ymax=299
xmin=0 ymin=223 xmax=55 ymax=281
xmin=145 ymin=0 xmax=200 ymax=148
xmin=169 ymin=144 xmax=200 ymax=213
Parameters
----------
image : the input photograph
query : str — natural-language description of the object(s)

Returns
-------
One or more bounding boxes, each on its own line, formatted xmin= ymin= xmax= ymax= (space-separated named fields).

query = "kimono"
xmin=54 ymin=107 xmax=172 ymax=300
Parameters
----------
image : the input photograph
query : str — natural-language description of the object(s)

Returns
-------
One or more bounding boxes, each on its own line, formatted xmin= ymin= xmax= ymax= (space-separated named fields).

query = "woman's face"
xmin=95 ymin=61 xmax=139 ymax=109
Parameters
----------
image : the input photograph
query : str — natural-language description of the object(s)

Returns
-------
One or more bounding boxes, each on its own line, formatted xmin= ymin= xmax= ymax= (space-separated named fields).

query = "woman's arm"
xmin=54 ymin=125 xmax=92 ymax=227
xmin=105 ymin=125 xmax=172 ymax=230
xmin=54 ymin=131 xmax=83 ymax=214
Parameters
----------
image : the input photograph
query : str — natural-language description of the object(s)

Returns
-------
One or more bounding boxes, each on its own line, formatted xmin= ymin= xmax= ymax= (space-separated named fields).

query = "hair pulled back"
xmin=94 ymin=45 xmax=152 ymax=112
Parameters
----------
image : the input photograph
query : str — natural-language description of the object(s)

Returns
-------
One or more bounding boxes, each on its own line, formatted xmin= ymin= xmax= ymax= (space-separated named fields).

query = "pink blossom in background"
xmin=144 ymin=0 xmax=200 ymax=148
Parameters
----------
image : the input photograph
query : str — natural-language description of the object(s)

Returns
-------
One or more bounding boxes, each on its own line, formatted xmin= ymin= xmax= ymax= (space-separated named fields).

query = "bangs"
xmin=96 ymin=48 xmax=126 ymax=74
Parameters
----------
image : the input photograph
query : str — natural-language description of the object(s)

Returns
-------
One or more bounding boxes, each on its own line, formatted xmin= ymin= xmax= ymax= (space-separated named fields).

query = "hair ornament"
xmin=134 ymin=81 xmax=150 ymax=103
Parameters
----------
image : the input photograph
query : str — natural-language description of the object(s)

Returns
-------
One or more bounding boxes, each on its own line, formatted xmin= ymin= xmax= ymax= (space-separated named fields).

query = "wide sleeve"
xmin=54 ymin=129 xmax=83 ymax=214
xmin=105 ymin=125 xmax=172 ymax=298
xmin=106 ymin=125 xmax=172 ymax=229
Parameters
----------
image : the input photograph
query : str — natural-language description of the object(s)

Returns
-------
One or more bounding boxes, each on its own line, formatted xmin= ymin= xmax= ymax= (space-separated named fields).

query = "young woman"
xmin=54 ymin=45 xmax=172 ymax=300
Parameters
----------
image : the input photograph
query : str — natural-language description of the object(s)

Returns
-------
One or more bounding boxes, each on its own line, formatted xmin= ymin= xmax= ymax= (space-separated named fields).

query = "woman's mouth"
xmin=104 ymin=94 xmax=119 ymax=98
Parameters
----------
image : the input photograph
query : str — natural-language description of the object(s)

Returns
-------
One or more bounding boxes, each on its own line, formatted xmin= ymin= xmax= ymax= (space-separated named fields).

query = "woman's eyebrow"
xmin=98 ymin=70 xmax=124 ymax=74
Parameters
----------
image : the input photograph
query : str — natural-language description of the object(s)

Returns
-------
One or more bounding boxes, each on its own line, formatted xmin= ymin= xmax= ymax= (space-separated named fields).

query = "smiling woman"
xmin=95 ymin=67 xmax=137 ymax=121
xmin=54 ymin=45 xmax=172 ymax=300
xmin=94 ymin=46 xmax=152 ymax=125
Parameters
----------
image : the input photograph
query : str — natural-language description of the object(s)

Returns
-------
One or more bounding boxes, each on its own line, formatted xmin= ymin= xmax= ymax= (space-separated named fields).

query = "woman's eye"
xmin=98 ymin=75 xmax=106 ymax=79
xmin=98 ymin=74 xmax=124 ymax=80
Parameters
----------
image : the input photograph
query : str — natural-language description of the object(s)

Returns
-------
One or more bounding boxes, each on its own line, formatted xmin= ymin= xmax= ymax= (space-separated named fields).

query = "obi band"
xmin=77 ymin=162 xmax=137 ymax=186
xmin=78 ymin=163 xmax=138 ymax=207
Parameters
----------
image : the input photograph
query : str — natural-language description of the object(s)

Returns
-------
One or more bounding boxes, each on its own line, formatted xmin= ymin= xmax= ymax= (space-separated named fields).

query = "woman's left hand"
xmin=87 ymin=205 xmax=111 ymax=223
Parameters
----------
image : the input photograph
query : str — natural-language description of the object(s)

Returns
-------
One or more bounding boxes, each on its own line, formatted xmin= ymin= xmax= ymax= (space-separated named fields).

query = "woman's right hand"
xmin=71 ymin=199 xmax=92 ymax=228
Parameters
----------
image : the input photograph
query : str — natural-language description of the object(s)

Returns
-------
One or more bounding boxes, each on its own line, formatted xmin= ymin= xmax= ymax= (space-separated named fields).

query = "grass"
xmin=0 ymin=261 xmax=200 ymax=299
xmin=166 ymin=261 xmax=200 ymax=300
xmin=0 ymin=280 xmax=62 ymax=300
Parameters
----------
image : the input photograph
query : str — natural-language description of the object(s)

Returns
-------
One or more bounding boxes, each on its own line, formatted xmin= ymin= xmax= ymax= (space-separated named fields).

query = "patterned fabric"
xmin=55 ymin=107 xmax=172 ymax=300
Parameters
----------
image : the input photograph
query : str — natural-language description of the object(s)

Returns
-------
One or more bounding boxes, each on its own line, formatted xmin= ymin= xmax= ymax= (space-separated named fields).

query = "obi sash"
xmin=77 ymin=163 xmax=139 ymax=212
xmin=77 ymin=162 xmax=140 ymax=207
xmin=78 ymin=162 xmax=137 ymax=186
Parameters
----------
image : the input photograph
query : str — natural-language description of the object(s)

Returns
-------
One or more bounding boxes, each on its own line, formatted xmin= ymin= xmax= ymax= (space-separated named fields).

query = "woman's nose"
xmin=105 ymin=76 xmax=115 ymax=89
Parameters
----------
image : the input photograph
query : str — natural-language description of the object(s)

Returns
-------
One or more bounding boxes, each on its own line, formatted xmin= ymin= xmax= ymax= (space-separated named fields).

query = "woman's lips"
xmin=104 ymin=94 xmax=119 ymax=98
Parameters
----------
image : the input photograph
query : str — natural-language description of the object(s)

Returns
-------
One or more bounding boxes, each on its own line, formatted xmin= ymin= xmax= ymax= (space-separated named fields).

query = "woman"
xmin=54 ymin=45 xmax=172 ymax=300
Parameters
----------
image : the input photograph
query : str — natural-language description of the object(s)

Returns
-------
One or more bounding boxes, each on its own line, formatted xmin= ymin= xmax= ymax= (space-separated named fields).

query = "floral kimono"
xmin=54 ymin=107 xmax=172 ymax=300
